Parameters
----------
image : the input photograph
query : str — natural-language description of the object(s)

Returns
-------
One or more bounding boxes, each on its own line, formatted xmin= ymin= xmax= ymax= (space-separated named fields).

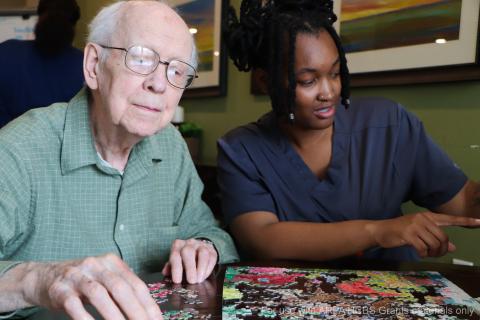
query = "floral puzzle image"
xmin=222 ymin=266 xmax=480 ymax=319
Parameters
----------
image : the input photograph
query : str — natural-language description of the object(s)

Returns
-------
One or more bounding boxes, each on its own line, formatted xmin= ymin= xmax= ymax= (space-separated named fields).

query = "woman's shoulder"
xmin=218 ymin=112 xmax=284 ymax=164
xmin=0 ymin=40 xmax=34 ymax=63
xmin=337 ymin=97 xmax=413 ymax=133
xmin=221 ymin=111 xmax=277 ymax=146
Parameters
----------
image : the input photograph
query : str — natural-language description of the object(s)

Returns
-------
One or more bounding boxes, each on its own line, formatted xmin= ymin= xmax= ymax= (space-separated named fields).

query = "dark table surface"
xmin=28 ymin=259 xmax=480 ymax=319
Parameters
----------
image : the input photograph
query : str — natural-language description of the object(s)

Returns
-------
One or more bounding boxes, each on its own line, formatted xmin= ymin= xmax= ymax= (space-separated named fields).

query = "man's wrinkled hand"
xmin=24 ymin=253 xmax=162 ymax=320
xmin=162 ymin=239 xmax=217 ymax=284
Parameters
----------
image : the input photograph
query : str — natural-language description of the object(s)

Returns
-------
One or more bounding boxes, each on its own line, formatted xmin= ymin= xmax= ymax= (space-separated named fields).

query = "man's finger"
xmin=114 ymin=269 xmax=163 ymax=320
xmin=77 ymin=278 xmax=126 ymax=320
xmin=204 ymin=252 xmax=217 ymax=282
xmin=195 ymin=246 xmax=211 ymax=282
xmin=180 ymin=245 xmax=198 ymax=284
xmin=134 ymin=285 xmax=164 ymax=320
xmin=99 ymin=258 xmax=163 ymax=320
xmin=169 ymin=250 xmax=184 ymax=284
xmin=99 ymin=271 xmax=151 ymax=320
xmin=98 ymin=254 xmax=161 ymax=318
xmin=162 ymin=262 xmax=171 ymax=276
xmin=63 ymin=295 xmax=96 ymax=320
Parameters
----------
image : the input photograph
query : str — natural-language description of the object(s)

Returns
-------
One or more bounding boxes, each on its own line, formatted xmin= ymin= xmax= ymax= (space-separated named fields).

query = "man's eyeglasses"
xmin=99 ymin=44 xmax=198 ymax=89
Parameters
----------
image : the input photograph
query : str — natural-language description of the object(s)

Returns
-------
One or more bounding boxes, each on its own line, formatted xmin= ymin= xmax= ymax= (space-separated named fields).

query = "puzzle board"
xmin=222 ymin=266 xmax=480 ymax=319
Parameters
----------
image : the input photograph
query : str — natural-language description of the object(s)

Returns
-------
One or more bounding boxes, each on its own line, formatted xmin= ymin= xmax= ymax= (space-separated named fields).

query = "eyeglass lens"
xmin=125 ymin=46 xmax=196 ymax=89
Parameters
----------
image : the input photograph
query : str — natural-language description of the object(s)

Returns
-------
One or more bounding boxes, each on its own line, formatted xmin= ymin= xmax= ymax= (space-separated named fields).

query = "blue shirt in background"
xmin=0 ymin=39 xmax=84 ymax=127
xmin=217 ymin=97 xmax=467 ymax=261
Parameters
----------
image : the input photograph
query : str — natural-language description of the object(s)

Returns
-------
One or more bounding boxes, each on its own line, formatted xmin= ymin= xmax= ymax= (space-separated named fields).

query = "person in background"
xmin=0 ymin=0 xmax=84 ymax=127
xmin=0 ymin=1 xmax=238 ymax=319
xmin=218 ymin=0 xmax=480 ymax=262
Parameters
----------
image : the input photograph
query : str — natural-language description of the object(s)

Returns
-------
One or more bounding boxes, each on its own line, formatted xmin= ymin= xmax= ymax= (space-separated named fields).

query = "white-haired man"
xmin=0 ymin=1 xmax=238 ymax=319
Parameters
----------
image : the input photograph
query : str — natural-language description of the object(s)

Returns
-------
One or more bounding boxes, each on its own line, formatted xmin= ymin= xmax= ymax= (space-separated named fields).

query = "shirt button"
xmin=119 ymin=224 xmax=125 ymax=231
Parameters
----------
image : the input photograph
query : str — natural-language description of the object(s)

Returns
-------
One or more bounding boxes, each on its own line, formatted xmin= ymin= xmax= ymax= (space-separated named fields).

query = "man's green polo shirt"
xmin=0 ymin=89 xmax=238 ymax=276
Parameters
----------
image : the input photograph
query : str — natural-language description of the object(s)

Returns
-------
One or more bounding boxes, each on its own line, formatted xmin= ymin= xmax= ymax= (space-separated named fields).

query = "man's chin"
xmin=133 ymin=123 xmax=169 ymax=138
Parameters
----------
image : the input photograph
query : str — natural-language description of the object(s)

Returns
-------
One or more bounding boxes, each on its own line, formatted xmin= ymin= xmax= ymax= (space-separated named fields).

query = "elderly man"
xmin=0 ymin=1 xmax=238 ymax=319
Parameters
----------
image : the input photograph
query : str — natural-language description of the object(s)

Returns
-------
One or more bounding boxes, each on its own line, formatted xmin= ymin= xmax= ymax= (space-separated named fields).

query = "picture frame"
xmin=0 ymin=14 xmax=37 ymax=42
xmin=171 ymin=0 xmax=228 ymax=98
xmin=251 ymin=0 xmax=480 ymax=93
xmin=0 ymin=0 xmax=37 ymax=15
xmin=334 ymin=0 xmax=480 ymax=87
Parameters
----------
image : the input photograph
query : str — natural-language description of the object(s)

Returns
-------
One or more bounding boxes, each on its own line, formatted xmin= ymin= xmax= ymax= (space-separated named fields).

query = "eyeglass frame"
xmin=98 ymin=44 xmax=199 ymax=89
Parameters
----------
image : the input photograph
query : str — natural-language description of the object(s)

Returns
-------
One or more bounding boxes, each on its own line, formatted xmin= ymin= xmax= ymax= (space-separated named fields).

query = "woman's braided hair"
xmin=224 ymin=0 xmax=350 ymax=117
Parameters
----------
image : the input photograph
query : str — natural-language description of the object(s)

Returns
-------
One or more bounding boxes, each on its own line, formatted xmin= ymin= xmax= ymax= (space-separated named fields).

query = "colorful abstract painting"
xmin=340 ymin=0 xmax=462 ymax=53
xmin=222 ymin=266 xmax=480 ymax=319
xmin=174 ymin=0 xmax=215 ymax=72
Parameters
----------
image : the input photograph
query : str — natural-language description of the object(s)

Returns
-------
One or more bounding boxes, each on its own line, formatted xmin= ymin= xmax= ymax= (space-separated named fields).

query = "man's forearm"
xmin=0 ymin=262 xmax=38 ymax=313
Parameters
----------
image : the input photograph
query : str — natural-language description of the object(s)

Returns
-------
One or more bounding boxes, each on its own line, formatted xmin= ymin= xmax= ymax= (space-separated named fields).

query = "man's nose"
xmin=144 ymin=64 xmax=168 ymax=93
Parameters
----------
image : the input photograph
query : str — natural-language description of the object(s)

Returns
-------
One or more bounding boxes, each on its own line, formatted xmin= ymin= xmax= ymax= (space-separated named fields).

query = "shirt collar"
xmin=60 ymin=88 xmax=164 ymax=175
xmin=61 ymin=88 xmax=98 ymax=174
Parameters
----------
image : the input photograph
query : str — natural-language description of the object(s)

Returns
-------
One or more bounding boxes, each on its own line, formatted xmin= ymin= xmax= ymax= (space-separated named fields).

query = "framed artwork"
xmin=171 ymin=0 xmax=228 ymax=98
xmin=252 ymin=0 xmax=480 ymax=92
xmin=0 ymin=15 xmax=37 ymax=42
xmin=0 ymin=0 xmax=37 ymax=15
xmin=334 ymin=0 xmax=480 ymax=86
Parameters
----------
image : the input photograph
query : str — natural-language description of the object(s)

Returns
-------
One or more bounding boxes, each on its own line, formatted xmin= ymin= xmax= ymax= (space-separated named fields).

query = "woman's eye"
xmin=298 ymin=79 xmax=315 ymax=86
xmin=330 ymin=71 xmax=340 ymax=78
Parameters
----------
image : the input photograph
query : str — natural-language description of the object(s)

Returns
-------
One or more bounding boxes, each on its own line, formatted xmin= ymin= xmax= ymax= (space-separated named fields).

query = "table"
xmin=27 ymin=259 xmax=480 ymax=319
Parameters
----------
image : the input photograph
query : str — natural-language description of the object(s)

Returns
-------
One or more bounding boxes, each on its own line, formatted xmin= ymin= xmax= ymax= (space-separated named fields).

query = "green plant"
xmin=178 ymin=122 xmax=202 ymax=138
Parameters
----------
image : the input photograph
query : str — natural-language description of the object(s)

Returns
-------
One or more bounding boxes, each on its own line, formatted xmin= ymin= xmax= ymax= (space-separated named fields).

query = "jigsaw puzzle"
xmin=222 ymin=266 xmax=480 ymax=319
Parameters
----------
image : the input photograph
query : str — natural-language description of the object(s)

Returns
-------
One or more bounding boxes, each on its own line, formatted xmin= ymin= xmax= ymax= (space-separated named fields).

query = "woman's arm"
xmin=231 ymin=210 xmax=480 ymax=260
xmin=435 ymin=180 xmax=480 ymax=218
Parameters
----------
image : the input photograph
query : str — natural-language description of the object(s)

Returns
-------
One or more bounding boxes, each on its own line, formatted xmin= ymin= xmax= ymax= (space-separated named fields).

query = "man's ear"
xmin=83 ymin=43 xmax=101 ymax=90
xmin=252 ymin=68 xmax=269 ymax=95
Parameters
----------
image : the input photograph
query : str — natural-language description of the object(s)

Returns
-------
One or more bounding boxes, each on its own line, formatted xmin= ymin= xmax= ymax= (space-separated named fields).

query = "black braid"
xmin=224 ymin=0 xmax=270 ymax=71
xmin=287 ymin=29 xmax=297 ymax=122
xmin=272 ymin=12 xmax=288 ymax=118
xmin=224 ymin=0 xmax=351 ymax=114
xmin=269 ymin=15 xmax=282 ymax=117
xmin=325 ymin=24 xmax=350 ymax=108
xmin=266 ymin=11 xmax=275 ymax=110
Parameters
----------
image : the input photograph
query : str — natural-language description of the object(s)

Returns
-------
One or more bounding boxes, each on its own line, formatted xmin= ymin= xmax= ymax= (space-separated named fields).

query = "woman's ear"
xmin=83 ymin=43 xmax=101 ymax=90
xmin=252 ymin=68 xmax=269 ymax=95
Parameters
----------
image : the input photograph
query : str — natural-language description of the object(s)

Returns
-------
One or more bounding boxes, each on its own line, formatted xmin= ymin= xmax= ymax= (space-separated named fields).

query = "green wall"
xmin=77 ymin=0 xmax=480 ymax=265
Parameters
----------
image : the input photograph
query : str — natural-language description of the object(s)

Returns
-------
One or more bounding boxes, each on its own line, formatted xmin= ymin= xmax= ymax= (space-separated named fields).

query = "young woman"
xmin=218 ymin=0 xmax=480 ymax=261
